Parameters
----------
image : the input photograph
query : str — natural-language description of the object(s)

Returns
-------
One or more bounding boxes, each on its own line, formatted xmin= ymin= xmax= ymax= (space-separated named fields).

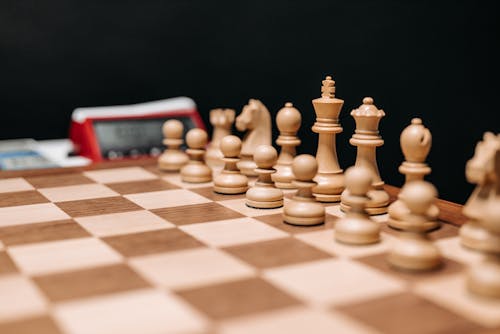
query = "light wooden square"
xmin=53 ymin=289 xmax=208 ymax=334
xmin=0 ymin=178 xmax=34 ymax=194
xmin=295 ymin=230 xmax=395 ymax=258
xmin=162 ymin=174 xmax=214 ymax=189
xmin=84 ymin=167 xmax=157 ymax=184
xmin=124 ymin=189 xmax=211 ymax=210
xmin=218 ymin=306 xmax=378 ymax=334
xmin=75 ymin=210 xmax=174 ymax=237
xmin=8 ymin=237 xmax=123 ymax=275
xmin=0 ymin=203 xmax=70 ymax=227
xmin=0 ymin=275 xmax=47 ymax=322
xmin=180 ymin=217 xmax=288 ymax=247
xmin=263 ymin=258 xmax=405 ymax=306
xmin=436 ymin=236 xmax=485 ymax=265
xmin=218 ymin=198 xmax=285 ymax=217
xmin=38 ymin=184 xmax=118 ymax=202
xmin=415 ymin=274 xmax=500 ymax=328
xmin=130 ymin=248 xmax=255 ymax=290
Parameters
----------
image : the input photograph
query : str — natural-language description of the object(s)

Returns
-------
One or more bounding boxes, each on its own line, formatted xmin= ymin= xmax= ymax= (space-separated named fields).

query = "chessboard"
xmin=0 ymin=159 xmax=499 ymax=334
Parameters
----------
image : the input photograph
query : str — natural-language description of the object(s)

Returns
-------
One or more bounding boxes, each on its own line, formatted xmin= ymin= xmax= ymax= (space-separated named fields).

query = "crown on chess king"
xmin=312 ymin=76 xmax=344 ymax=133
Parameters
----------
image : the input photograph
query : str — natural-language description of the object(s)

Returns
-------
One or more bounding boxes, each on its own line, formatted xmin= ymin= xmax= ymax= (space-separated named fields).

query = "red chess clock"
xmin=69 ymin=97 xmax=205 ymax=162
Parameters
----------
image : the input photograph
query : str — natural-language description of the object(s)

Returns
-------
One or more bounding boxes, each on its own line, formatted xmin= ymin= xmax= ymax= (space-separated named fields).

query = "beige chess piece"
xmin=460 ymin=132 xmax=500 ymax=252
xmin=236 ymin=99 xmax=272 ymax=176
xmin=158 ymin=120 xmax=189 ymax=171
xmin=283 ymin=155 xmax=325 ymax=226
xmin=272 ymin=102 xmax=302 ymax=189
xmin=206 ymin=108 xmax=235 ymax=168
xmin=388 ymin=181 xmax=442 ymax=272
xmin=213 ymin=135 xmax=249 ymax=194
xmin=311 ymin=76 xmax=345 ymax=202
xmin=335 ymin=166 xmax=381 ymax=245
xmin=388 ymin=118 xmax=440 ymax=231
xmin=340 ymin=97 xmax=389 ymax=215
xmin=245 ymin=145 xmax=283 ymax=209
xmin=467 ymin=200 xmax=500 ymax=298
xmin=180 ymin=128 xmax=212 ymax=183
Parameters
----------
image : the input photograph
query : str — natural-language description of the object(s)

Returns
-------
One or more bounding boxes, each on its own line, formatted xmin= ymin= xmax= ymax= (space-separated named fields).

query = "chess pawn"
xmin=388 ymin=118 xmax=440 ymax=231
xmin=340 ymin=97 xmax=389 ymax=215
xmin=283 ymin=155 xmax=325 ymax=226
xmin=245 ymin=145 xmax=283 ymax=209
xmin=213 ymin=135 xmax=249 ymax=194
xmin=158 ymin=120 xmax=189 ymax=171
xmin=335 ymin=166 xmax=381 ymax=245
xmin=206 ymin=108 xmax=235 ymax=168
xmin=181 ymin=129 xmax=212 ymax=183
xmin=388 ymin=181 xmax=442 ymax=272
xmin=273 ymin=102 xmax=302 ymax=189
xmin=311 ymin=76 xmax=345 ymax=202
xmin=467 ymin=202 xmax=500 ymax=298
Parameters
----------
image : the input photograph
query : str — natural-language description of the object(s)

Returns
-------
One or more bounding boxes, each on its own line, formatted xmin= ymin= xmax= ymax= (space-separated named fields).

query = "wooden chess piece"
xmin=387 ymin=181 xmax=442 ymax=272
xmin=180 ymin=128 xmax=212 ymax=183
xmin=311 ymin=76 xmax=345 ymax=202
xmin=206 ymin=108 xmax=235 ymax=168
xmin=213 ymin=135 xmax=249 ymax=194
xmin=158 ymin=120 xmax=189 ymax=172
xmin=335 ymin=166 xmax=381 ymax=245
xmin=460 ymin=132 xmax=500 ymax=252
xmin=272 ymin=102 xmax=302 ymax=189
xmin=467 ymin=200 xmax=500 ymax=298
xmin=340 ymin=97 xmax=389 ymax=215
xmin=388 ymin=118 xmax=440 ymax=231
xmin=283 ymin=154 xmax=325 ymax=226
xmin=245 ymin=145 xmax=283 ymax=209
xmin=236 ymin=99 xmax=272 ymax=176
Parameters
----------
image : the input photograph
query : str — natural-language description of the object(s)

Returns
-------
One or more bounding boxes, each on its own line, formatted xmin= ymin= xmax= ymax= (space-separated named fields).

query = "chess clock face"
xmin=69 ymin=97 xmax=205 ymax=162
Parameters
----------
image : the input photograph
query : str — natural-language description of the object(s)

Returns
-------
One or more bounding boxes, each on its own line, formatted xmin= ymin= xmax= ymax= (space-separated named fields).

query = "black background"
xmin=1 ymin=0 xmax=498 ymax=203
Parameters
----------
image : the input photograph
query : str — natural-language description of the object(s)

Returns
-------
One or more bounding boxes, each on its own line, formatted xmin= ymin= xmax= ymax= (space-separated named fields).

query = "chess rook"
xmin=272 ymin=102 xmax=302 ymax=189
xmin=213 ymin=135 xmax=249 ymax=194
xmin=245 ymin=145 xmax=283 ymax=209
xmin=236 ymin=99 xmax=272 ymax=176
xmin=388 ymin=118 xmax=440 ymax=231
xmin=158 ymin=119 xmax=189 ymax=171
xmin=283 ymin=154 xmax=325 ymax=226
xmin=460 ymin=132 xmax=500 ymax=252
xmin=311 ymin=76 xmax=345 ymax=202
xmin=340 ymin=97 xmax=389 ymax=215
xmin=206 ymin=108 xmax=235 ymax=168
xmin=335 ymin=166 xmax=381 ymax=245
xmin=180 ymin=128 xmax=212 ymax=183
xmin=388 ymin=181 xmax=441 ymax=272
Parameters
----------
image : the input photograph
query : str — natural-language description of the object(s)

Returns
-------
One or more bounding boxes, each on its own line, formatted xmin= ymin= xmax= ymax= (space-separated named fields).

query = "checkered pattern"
xmin=0 ymin=164 xmax=499 ymax=334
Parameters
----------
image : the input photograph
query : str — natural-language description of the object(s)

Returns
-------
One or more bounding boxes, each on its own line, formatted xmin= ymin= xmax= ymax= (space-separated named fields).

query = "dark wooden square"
xmin=152 ymin=202 xmax=243 ymax=226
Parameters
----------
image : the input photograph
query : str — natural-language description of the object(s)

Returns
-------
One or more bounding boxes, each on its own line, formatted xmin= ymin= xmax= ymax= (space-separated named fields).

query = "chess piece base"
xmin=283 ymin=201 xmax=325 ymax=226
xmin=158 ymin=151 xmax=189 ymax=172
xmin=460 ymin=221 xmax=500 ymax=253
xmin=388 ymin=234 xmax=441 ymax=271
xmin=238 ymin=156 xmax=258 ymax=176
xmin=181 ymin=164 xmax=212 ymax=183
xmin=467 ymin=257 xmax=500 ymax=298
xmin=214 ymin=185 xmax=248 ymax=195
xmin=340 ymin=188 xmax=389 ymax=215
xmin=334 ymin=216 xmax=381 ymax=245
xmin=388 ymin=199 xmax=440 ymax=231
xmin=312 ymin=173 xmax=344 ymax=203
xmin=246 ymin=199 xmax=283 ymax=209
xmin=274 ymin=181 xmax=296 ymax=189
xmin=272 ymin=165 xmax=296 ymax=189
